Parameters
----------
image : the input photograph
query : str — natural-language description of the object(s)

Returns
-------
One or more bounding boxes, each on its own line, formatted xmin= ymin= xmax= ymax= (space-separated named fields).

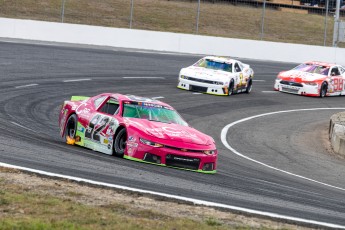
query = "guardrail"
xmin=329 ymin=112 xmax=345 ymax=156
xmin=0 ymin=17 xmax=345 ymax=65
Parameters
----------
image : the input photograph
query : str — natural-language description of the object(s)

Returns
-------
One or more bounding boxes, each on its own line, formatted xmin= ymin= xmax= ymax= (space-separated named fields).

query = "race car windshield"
xmin=293 ymin=63 xmax=330 ymax=76
xmin=123 ymin=102 xmax=188 ymax=126
xmin=195 ymin=59 xmax=232 ymax=72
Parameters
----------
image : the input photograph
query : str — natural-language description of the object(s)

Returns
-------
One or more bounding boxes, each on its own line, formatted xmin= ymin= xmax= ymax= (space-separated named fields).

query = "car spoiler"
xmin=70 ymin=96 xmax=90 ymax=101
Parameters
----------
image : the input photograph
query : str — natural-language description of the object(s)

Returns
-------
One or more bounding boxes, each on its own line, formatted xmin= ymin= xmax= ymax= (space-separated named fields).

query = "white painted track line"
xmin=253 ymin=80 xmax=266 ymax=82
xmin=0 ymin=162 xmax=344 ymax=229
xmin=221 ymin=108 xmax=345 ymax=192
xmin=15 ymin=83 xmax=38 ymax=89
xmin=122 ymin=77 xmax=165 ymax=79
xmin=63 ymin=78 xmax=91 ymax=82
xmin=262 ymin=91 xmax=278 ymax=93
xmin=151 ymin=96 xmax=165 ymax=99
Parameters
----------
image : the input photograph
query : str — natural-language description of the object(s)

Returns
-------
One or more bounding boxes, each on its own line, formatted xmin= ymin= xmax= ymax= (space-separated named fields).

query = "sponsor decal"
xmin=107 ymin=144 xmax=111 ymax=150
xmin=108 ymin=137 xmax=113 ymax=141
xmin=173 ymin=157 xmax=193 ymax=162
xmin=128 ymin=136 xmax=136 ymax=142
xmin=77 ymin=126 xmax=85 ymax=132
xmin=103 ymin=139 xmax=109 ymax=144
xmin=75 ymin=136 xmax=81 ymax=142
xmin=128 ymin=147 xmax=133 ymax=154
xmin=127 ymin=143 xmax=138 ymax=147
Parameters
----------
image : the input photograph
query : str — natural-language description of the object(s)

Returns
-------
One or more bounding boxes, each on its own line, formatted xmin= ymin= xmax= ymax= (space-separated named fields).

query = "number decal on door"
xmin=93 ymin=117 xmax=110 ymax=142
xmin=85 ymin=115 xmax=110 ymax=142
xmin=333 ymin=78 xmax=344 ymax=91
xmin=85 ymin=115 xmax=101 ymax=139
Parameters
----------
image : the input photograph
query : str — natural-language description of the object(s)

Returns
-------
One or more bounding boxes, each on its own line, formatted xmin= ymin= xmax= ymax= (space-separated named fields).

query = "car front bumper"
xmin=177 ymin=79 xmax=228 ymax=96
xmin=274 ymin=80 xmax=320 ymax=97
xmin=125 ymin=141 xmax=218 ymax=174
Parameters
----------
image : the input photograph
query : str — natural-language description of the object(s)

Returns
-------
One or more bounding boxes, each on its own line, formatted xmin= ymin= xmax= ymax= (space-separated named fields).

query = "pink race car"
xmin=59 ymin=93 xmax=217 ymax=173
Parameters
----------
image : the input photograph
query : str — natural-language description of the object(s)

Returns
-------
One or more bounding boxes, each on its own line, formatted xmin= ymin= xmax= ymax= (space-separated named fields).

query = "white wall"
xmin=0 ymin=17 xmax=345 ymax=65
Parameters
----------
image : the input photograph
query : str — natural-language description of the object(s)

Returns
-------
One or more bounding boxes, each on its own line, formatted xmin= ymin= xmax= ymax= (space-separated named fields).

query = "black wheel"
xmin=65 ymin=114 xmax=77 ymax=142
xmin=113 ymin=128 xmax=127 ymax=157
xmin=228 ymin=80 xmax=234 ymax=96
xmin=320 ymin=82 xmax=327 ymax=98
xmin=245 ymin=79 xmax=252 ymax=94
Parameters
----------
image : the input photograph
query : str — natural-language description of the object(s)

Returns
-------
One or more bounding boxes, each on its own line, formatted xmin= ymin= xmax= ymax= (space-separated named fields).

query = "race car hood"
xmin=278 ymin=70 xmax=327 ymax=82
xmin=181 ymin=66 xmax=232 ymax=82
xmin=126 ymin=118 xmax=213 ymax=146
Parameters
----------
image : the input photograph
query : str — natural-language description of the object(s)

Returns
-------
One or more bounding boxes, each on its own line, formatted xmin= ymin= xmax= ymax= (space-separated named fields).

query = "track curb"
xmin=329 ymin=112 xmax=345 ymax=156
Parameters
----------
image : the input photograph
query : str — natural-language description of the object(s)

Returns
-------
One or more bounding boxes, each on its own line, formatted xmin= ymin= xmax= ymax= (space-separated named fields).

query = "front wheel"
xmin=228 ymin=80 xmax=234 ymax=96
xmin=113 ymin=128 xmax=127 ymax=157
xmin=320 ymin=82 xmax=327 ymax=98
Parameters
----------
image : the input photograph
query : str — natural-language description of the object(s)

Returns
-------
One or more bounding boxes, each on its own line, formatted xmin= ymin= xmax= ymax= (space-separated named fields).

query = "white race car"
xmin=177 ymin=56 xmax=254 ymax=96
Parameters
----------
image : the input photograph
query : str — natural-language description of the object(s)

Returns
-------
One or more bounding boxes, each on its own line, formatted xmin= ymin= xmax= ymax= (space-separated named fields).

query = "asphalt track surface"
xmin=1 ymin=40 xmax=345 ymax=227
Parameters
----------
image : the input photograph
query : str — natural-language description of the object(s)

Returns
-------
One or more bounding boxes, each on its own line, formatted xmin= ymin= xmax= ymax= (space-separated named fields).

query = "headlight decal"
xmin=140 ymin=138 xmax=164 ymax=148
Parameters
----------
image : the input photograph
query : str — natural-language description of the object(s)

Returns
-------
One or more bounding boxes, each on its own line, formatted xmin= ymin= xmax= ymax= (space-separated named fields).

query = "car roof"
xmin=96 ymin=93 xmax=173 ymax=108
xmin=203 ymin=56 xmax=237 ymax=64
xmin=305 ymin=61 xmax=336 ymax=67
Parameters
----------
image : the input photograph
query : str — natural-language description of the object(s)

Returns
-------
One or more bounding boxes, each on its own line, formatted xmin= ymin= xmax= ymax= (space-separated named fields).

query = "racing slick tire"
xmin=114 ymin=128 xmax=127 ymax=157
xmin=228 ymin=80 xmax=234 ymax=96
xmin=64 ymin=114 xmax=77 ymax=142
xmin=245 ymin=79 xmax=253 ymax=94
xmin=320 ymin=82 xmax=328 ymax=98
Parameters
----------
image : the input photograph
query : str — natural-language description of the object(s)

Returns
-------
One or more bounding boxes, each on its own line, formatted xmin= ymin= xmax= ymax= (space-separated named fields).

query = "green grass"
xmin=0 ymin=167 xmax=311 ymax=230
xmin=0 ymin=0 xmax=343 ymax=46
xmin=0 ymin=174 xmax=241 ymax=230
xmin=0 ymin=189 xmax=228 ymax=230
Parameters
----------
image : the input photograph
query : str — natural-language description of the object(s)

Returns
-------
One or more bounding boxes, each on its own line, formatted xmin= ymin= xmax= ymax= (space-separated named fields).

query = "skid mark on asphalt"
xmin=221 ymin=108 xmax=345 ymax=192
xmin=10 ymin=121 xmax=36 ymax=132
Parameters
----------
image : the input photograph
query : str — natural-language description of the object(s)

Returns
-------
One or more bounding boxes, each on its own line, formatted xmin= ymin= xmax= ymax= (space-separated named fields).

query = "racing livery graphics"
xmin=177 ymin=56 xmax=254 ymax=96
xmin=274 ymin=61 xmax=345 ymax=97
xmin=59 ymin=93 xmax=218 ymax=173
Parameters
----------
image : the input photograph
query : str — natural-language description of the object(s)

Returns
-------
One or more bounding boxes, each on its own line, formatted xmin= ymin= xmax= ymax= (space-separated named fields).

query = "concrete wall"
xmin=1 ymin=17 xmax=345 ymax=65
xmin=329 ymin=112 xmax=345 ymax=156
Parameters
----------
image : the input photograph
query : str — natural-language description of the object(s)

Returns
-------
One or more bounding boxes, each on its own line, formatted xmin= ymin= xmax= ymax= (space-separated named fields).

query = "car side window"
xmin=99 ymin=97 xmax=120 ymax=115
xmin=234 ymin=63 xmax=242 ymax=73
xmin=331 ymin=67 xmax=340 ymax=76
xmin=339 ymin=66 xmax=345 ymax=74
xmin=94 ymin=96 xmax=107 ymax=109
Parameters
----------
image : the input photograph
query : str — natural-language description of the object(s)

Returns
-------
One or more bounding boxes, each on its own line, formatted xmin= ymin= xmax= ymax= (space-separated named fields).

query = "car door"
xmin=234 ymin=62 xmax=245 ymax=89
xmin=338 ymin=66 xmax=345 ymax=95
xmin=329 ymin=66 xmax=344 ymax=94
xmin=84 ymin=96 xmax=121 ymax=154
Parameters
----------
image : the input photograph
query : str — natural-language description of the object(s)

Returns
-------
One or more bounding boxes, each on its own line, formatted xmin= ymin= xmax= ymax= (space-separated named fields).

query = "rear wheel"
xmin=113 ymin=128 xmax=127 ymax=157
xmin=320 ymin=82 xmax=327 ymax=98
xmin=245 ymin=79 xmax=252 ymax=94
xmin=65 ymin=114 xmax=77 ymax=142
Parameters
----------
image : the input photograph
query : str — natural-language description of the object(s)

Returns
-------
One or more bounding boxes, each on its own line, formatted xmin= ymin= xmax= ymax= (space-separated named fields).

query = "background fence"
xmin=0 ymin=0 xmax=344 ymax=47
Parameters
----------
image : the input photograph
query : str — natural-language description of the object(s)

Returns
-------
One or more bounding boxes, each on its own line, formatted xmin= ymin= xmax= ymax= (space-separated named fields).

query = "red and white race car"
xmin=274 ymin=61 xmax=345 ymax=97
xmin=59 ymin=93 xmax=217 ymax=173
